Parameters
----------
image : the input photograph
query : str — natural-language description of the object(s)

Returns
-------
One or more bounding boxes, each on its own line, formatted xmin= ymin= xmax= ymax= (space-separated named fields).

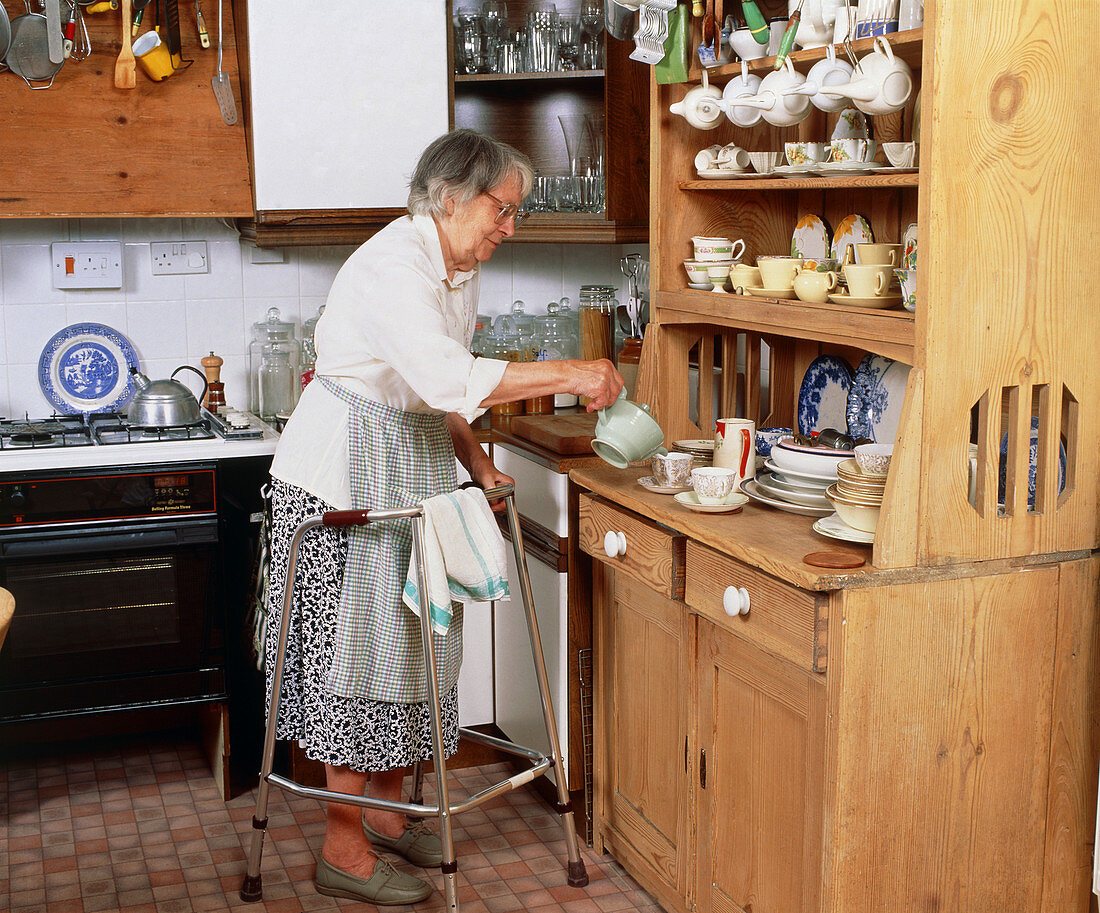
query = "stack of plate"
xmin=824 ymin=458 xmax=886 ymax=535
xmin=741 ymin=437 xmax=849 ymax=517
xmin=673 ymin=439 xmax=714 ymax=467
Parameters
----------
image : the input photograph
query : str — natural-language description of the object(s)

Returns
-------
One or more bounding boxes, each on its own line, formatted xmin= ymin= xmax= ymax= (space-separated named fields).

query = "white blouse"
xmin=270 ymin=213 xmax=509 ymax=509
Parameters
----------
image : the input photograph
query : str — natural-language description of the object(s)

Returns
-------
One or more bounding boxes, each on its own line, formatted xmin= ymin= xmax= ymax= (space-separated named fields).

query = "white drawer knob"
xmin=722 ymin=585 xmax=750 ymax=617
xmin=603 ymin=530 xmax=627 ymax=558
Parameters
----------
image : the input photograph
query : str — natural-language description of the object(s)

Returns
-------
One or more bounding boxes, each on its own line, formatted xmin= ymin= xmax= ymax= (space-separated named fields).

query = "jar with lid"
xmin=541 ymin=300 xmax=581 ymax=407
xmin=471 ymin=312 xmax=493 ymax=356
xmin=522 ymin=314 xmax=555 ymax=414
xmin=258 ymin=344 xmax=296 ymax=421
xmin=578 ymin=286 xmax=617 ymax=404
xmin=248 ymin=307 xmax=302 ymax=415
xmin=300 ymin=303 xmax=325 ymax=392
xmin=490 ymin=314 xmax=526 ymax=415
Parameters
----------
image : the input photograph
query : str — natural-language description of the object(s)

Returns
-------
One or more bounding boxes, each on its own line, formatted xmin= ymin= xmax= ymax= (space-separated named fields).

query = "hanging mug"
xmin=714 ymin=417 xmax=757 ymax=485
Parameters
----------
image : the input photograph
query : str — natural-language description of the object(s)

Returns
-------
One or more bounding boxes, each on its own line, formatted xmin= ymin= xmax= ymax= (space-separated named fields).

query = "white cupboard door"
xmin=248 ymin=1 xmax=450 ymax=211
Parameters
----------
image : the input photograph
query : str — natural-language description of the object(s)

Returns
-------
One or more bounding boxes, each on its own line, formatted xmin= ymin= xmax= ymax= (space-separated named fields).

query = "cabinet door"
xmin=247 ymin=1 xmax=449 ymax=211
xmin=595 ymin=568 xmax=691 ymax=912
xmin=695 ymin=618 xmax=826 ymax=913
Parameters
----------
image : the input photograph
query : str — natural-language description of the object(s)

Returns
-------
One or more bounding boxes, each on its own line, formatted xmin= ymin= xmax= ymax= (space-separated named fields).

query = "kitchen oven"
xmin=0 ymin=410 xmax=277 ymax=732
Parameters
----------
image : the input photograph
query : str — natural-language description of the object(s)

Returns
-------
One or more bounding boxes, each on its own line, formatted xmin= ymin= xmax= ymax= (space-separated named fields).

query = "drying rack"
xmin=239 ymin=482 xmax=588 ymax=911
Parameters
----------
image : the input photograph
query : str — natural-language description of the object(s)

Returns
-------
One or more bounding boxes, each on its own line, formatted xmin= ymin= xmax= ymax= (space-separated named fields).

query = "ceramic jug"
xmin=728 ymin=57 xmax=811 ymax=127
xmin=591 ymin=389 xmax=667 ymax=469
xmin=820 ymin=36 xmax=913 ymax=115
xmin=669 ymin=68 xmax=724 ymax=130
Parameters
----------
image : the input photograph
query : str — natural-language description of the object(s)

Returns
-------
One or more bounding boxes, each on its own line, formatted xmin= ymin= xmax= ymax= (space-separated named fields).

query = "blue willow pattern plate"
xmin=797 ymin=354 xmax=853 ymax=436
xmin=38 ymin=323 xmax=139 ymax=414
xmin=845 ymin=354 xmax=912 ymax=443
xmin=998 ymin=416 xmax=1067 ymax=510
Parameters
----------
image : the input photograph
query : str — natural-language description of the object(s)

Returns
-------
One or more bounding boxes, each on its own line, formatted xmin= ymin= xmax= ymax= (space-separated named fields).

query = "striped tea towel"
xmin=402 ymin=488 xmax=510 ymax=635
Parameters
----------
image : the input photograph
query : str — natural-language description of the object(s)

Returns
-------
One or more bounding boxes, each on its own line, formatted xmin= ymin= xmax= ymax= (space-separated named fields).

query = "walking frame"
xmin=239 ymin=482 xmax=588 ymax=910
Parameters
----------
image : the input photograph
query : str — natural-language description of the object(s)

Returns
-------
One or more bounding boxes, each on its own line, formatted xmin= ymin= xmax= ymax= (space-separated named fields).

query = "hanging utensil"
xmin=774 ymin=0 xmax=803 ymax=69
xmin=70 ymin=0 xmax=90 ymax=59
xmin=740 ymin=0 xmax=770 ymax=44
xmin=62 ymin=6 xmax=74 ymax=57
xmin=210 ymin=0 xmax=237 ymax=124
xmin=619 ymin=253 xmax=642 ymax=338
xmin=195 ymin=0 xmax=209 ymax=48
xmin=7 ymin=1 xmax=65 ymax=88
xmin=44 ymin=0 xmax=63 ymax=63
xmin=0 ymin=3 xmax=13 ymax=69
xmin=113 ymin=0 xmax=135 ymax=87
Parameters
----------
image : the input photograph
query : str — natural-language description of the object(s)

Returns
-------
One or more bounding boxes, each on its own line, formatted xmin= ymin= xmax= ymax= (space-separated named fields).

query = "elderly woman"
xmin=265 ymin=129 xmax=623 ymax=906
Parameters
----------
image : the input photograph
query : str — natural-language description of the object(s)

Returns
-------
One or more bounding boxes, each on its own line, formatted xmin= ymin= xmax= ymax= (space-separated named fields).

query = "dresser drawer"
xmin=685 ymin=541 xmax=824 ymax=670
xmin=578 ymin=494 xmax=685 ymax=600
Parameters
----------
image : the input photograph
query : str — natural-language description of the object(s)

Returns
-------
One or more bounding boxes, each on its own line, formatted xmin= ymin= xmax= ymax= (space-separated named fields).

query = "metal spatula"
xmin=211 ymin=0 xmax=237 ymax=124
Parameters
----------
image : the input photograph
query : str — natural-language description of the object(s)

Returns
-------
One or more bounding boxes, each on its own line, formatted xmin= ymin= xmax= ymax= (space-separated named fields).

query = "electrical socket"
xmin=51 ymin=242 xmax=124 ymax=289
xmin=151 ymin=241 xmax=209 ymax=276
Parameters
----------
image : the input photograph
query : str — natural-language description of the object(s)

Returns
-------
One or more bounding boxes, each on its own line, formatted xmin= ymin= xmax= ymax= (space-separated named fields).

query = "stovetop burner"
xmin=0 ymin=415 xmax=94 ymax=449
xmin=90 ymin=414 xmax=217 ymax=446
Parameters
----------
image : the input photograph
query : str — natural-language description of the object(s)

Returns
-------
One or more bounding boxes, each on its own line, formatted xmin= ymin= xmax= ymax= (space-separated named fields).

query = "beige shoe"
xmin=315 ymin=856 xmax=433 ymax=905
xmin=363 ymin=819 xmax=444 ymax=868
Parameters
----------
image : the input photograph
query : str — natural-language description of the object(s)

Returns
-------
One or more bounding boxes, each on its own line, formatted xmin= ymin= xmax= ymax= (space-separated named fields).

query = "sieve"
xmin=7 ymin=3 xmax=64 ymax=88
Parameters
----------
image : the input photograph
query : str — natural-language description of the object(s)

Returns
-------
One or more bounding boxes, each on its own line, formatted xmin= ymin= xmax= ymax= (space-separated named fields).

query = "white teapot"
xmin=719 ymin=60 xmax=764 ymax=127
xmin=820 ymin=36 xmax=914 ymax=115
xmin=727 ymin=57 xmax=811 ymax=127
xmin=789 ymin=0 xmax=832 ymax=48
xmin=785 ymin=45 xmax=854 ymax=112
xmin=669 ymin=68 xmax=724 ymax=130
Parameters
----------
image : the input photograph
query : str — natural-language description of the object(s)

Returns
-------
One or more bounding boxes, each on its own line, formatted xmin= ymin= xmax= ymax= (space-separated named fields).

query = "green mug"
xmin=591 ymin=389 xmax=667 ymax=469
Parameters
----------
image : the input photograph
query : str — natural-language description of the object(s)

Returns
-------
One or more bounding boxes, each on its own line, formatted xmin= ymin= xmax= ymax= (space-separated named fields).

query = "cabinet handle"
xmin=722 ymin=585 xmax=751 ymax=617
xmin=603 ymin=530 xmax=627 ymax=558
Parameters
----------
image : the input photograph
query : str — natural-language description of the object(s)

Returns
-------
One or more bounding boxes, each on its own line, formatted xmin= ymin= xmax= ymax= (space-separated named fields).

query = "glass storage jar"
xmin=248 ymin=307 xmax=301 ymax=415
xmin=258 ymin=344 xmax=295 ymax=421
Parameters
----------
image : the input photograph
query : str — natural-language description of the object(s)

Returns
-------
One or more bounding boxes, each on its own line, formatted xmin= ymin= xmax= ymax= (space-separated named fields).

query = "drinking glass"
xmin=526 ymin=8 xmax=560 ymax=71
xmin=580 ymin=0 xmax=603 ymax=37
xmin=557 ymin=17 xmax=581 ymax=70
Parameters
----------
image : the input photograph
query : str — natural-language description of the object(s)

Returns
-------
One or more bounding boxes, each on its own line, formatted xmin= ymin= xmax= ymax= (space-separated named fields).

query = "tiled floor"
xmin=1 ymin=734 xmax=661 ymax=913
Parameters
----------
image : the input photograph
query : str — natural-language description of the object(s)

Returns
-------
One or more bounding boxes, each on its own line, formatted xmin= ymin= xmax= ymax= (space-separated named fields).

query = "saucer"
xmin=819 ymin=160 xmax=886 ymax=175
xmin=813 ymin=513 xmax=875 ymax=544
xmin=877 ymin=165 xmax=919 ymax=174
xmin=696 ymin=168 xmax=758 ymax=180
xmin=638 ymin=476 xmax=691 ymax=495
xmin=773 ymin=164 xmax=817 ymax=178
xmin=674 ymin=490 xmax=748 ymax=513
xmin=828 ymin=293 xmax=904 ymax=309
xmin=687 ymin=281 xmax=713 ymax=290
xmin=745 ymin=286 xmax=797 ymax=300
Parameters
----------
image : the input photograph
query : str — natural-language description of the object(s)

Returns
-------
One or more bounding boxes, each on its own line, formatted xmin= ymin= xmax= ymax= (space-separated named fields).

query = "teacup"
xmin=757 ymin=255 xmax=804 ymax=290
xmin=755 ymin=426 xmax=792 ymax=458
xmin=706 ymin=262 xmax=733 ymax=292
xmin=792 ymin=267 xmax=838 ymax=303
xmin=853 ymin=242 xmax=902 ymax=266
xmin=692 ymin=236 xmax=746 ymax=262
xmin=715 ymin=143 xmax=750 ymax=170
xmin=746 ymin=151 xmax=783 ymax=174
xmin=894 ymin=268 xmax=917 ymax=312
xmin=883 ymin=141 xmax=919 ymax=168
xmin=843 ymin=263 xmax=893 ymax=298
xmin=730 ymin=263 xmax=762 ymax=293
xmin=652 ymin=451 xmax=694 ymax=487
xmin=592 ymin=389 xmax=667 ymax=469
xmin=694 ymin=144 xmax=725 ymax=171
xmin=691 ymin=466 xmax=738 ymax=505
xmin=828 ymin=138 xmax=878 ymax=163
xmin=784 ymin=141 xmax=827 ymax=165
xmin=683 ymin=260 xmax=711 ymax=284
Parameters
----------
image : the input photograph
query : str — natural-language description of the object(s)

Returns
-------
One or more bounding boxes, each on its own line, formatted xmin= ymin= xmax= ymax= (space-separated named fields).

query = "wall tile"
xmin=296 ymin=247 xmax=351 ymax=297
xmin=123 ymin=243 xmax=187 ymax=302
xmin=510 ymin=244 xmax=563 ymax=315
xmin=1 ymin=245 xmax=63 ymax=305
xmin=182 ymin=240 xmax=244 ymax=299
xmin=5 ymin=303 xmax=68 ymax=366
xmin=8 ymin=363 xmax=47 ymax=417
xmin=120 ymin=218 xmax=183 ymax=242
xmin=185 ymin=298 xmax=247 ymax=357
xmin=241 ymin=247 xmax=303 ymax=298
xmin=0 ymin=220 xmax=69 ymax=245
xmin=64 ymin=300 xmax=128 ymax=334
xmin=76 ymin=219 xmax=124 ymax=241
xmin=126 ymin=300 xmax=188 ymax=361
xmin=0 ymin=363 xmax=9 ymax=418
xmin=478 ymin=246 xmax=514 ymax=316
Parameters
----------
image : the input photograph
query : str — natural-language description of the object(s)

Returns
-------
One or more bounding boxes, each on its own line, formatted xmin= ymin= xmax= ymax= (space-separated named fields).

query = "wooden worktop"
xmin=569 ymin=463 xmax=1086 ymax=592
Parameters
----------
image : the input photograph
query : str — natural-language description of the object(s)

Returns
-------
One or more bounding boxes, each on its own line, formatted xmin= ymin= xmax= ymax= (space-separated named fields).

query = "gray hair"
xmin=407 ymin=129 xmax=534 ymax=217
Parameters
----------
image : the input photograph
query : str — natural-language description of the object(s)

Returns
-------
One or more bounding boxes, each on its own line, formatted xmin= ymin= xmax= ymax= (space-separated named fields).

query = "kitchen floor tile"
xmin=1 ymin=735 xmax=662 ymax=912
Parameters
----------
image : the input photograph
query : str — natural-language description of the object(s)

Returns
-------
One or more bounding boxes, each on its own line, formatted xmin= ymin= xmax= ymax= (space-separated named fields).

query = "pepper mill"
xmin=201 ymin=351 xmax=226 ymax=413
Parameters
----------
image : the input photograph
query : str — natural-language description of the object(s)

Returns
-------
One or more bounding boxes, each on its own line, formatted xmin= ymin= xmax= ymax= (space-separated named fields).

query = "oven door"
xmin=0 ymin=517 xmax=223 ymax=721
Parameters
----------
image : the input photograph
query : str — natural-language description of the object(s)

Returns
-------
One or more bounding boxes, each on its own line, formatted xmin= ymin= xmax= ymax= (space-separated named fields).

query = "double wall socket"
xmin=151 ymin=241 xmax=209 ymax=276
xmin=51 ymin=242 xmax=124 ymax=289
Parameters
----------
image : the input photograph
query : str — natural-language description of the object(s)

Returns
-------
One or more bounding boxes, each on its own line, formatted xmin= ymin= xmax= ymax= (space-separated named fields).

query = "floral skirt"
xmin=264 ymin=478 xmax=459 ymax=772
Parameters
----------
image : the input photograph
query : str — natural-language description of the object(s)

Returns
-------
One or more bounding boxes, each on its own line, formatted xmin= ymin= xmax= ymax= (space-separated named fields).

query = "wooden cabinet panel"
xmin=695 ymin=618 xmax=826 ymax=913
xmin=686 ymin=540 xmax=820 ymax=669
xmin=578 ymin=493 xmax=684 ymax=599
xmin=595 ymin=568 xmax=692 ymax=912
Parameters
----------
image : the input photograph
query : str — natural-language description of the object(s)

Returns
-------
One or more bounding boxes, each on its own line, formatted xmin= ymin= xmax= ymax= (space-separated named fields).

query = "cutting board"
xmin=509 ymin=413 xmax=599 ymax=454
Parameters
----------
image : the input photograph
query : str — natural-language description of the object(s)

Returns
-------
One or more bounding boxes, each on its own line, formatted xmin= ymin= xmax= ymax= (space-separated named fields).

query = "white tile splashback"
xmin=0 ymin=218 xmax=645 ymax=418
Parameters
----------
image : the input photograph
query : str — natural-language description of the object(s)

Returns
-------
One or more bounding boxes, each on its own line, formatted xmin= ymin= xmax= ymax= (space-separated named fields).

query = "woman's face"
xmin=440 ymin=173 xmax=525 ymax=274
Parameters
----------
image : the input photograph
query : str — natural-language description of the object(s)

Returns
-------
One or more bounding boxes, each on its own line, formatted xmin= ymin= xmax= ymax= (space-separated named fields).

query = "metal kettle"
xmin=127 ymin=365 xmax=208 ymax=427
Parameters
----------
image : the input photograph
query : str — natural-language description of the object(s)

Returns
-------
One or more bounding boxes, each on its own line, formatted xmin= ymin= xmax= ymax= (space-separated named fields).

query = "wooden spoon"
xmin=114 ymin=0 xmax=136 ymax=88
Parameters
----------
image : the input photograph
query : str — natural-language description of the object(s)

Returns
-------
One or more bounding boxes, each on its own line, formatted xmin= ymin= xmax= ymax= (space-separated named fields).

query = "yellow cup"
xmin=133 ymin=31 xmax=174 ymax=81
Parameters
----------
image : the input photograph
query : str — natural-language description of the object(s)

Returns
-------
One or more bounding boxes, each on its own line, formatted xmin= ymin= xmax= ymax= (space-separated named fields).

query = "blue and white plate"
xmin=845 ymin=354 xmax=912 ymax=443
xmin=38 ymin=323 xmax=139 ymax=414
xmin=998 ymin=416 xmax=1067 ymax=510
xmin=797 ymin=354 xmax=853 ymax=436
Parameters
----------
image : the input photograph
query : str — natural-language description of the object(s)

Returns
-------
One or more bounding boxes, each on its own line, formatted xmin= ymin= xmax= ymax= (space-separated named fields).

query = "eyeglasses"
xmin=484 ymin=191 xmax=531 ymax=227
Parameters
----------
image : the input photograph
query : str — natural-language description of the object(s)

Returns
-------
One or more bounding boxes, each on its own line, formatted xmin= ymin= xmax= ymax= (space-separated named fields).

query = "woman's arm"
xmin=478 ymin=358 xmax=624 ymax=412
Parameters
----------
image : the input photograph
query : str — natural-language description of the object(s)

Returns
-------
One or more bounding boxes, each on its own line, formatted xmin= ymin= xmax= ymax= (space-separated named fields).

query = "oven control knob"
xmin=9 ymin=486 xmax=26 ymax=508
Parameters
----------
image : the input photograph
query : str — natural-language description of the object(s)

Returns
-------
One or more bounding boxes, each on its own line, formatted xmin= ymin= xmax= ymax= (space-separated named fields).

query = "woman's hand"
xmin=471 ymin=460 xmax=514 ymax=514
xmin=569 ymin=359 xmax=624 ymax=412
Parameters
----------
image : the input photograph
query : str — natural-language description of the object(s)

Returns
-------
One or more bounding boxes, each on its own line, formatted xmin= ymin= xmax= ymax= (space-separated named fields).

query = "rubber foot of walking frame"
xmin=567 ymin=861 xmax=589 ymax=887
xmin=239 ymin=874 xmax=263 ymax=902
